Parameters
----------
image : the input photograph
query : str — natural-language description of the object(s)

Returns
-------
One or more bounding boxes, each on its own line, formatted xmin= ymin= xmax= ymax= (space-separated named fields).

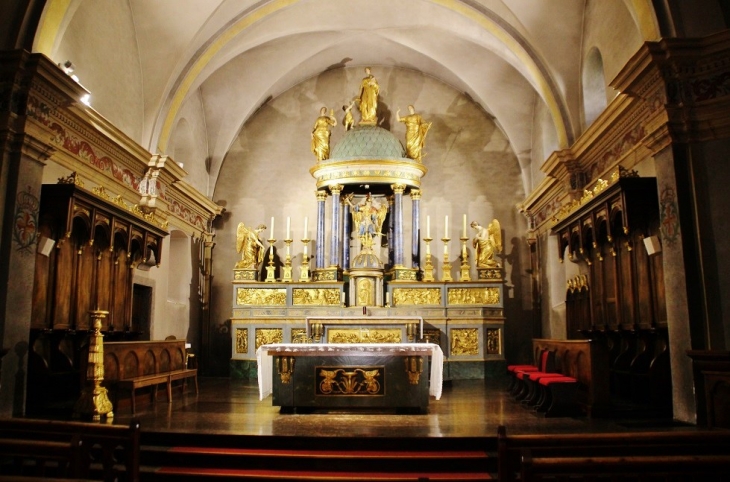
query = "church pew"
xmin=497 ymin=425 xmax=730 ymax=482
xmin=0 ymin=418 xmax=140 ymax=481
xmin=101 ymin=340 xmax=197 ymax=414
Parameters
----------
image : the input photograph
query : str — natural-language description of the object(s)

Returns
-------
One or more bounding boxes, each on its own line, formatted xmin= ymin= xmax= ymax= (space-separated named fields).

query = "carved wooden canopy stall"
xmin=32 ymin=181 xmax=168 ymax=332
xmin=551 ymin=176 xmax=659 ymax=264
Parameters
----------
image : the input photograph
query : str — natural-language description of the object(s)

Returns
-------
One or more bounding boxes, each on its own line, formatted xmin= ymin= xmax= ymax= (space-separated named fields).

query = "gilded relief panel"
xmin=235 ymin=328 xmax=248 ymax=354
xmin=291 ymin=328 xmax=308 ymax=343
xmin=316 ymin=366 xmax=384 ymax=396
xmin=423 ymin=329 xmax=441 ymax=346
xmin=392 ymin=288 xmax=441 ymax=306
xmin=255 ymin=328 xmax=283 ymax=350
xmin=327 ymin=328 xmax=402 ymax=344
xmin=486 ymin=328 xmax=501 ymax=355
xmin=447 ymin=287 xmax=500 ymax=305
xmin=450 ymin=328 xmax=479 ymax=356
xmin=236 ymin=288 xmax=286 ymax=306
xmin=292 ymin=288 xmax=340 ymax=306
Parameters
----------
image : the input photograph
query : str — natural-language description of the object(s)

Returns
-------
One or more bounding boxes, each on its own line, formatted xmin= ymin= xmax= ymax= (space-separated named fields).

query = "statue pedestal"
xmin=390 ymin=266 xmax=419 ymax=282
xmin=477 ymin=267 xmax=503 ymax=281
xmin=234 ymin=268 xmax=259 ymax=281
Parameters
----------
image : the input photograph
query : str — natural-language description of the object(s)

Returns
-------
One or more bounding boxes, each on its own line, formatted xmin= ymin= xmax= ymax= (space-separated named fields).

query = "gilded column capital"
xmin=391 ymin=183 xmax=406 ymax=195
xmin=410 ymin=189 xmax=421 ymax=200
xmin=315 ymin=190 xmax=328 ymax=202
xmin=329 ymin=184 xmax=344 ymax=195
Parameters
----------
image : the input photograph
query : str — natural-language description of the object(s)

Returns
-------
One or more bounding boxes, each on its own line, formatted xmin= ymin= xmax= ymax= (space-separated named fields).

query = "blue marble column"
xmin=387 ymin=195 xmax=395 ymax=267
xmin=392 ymin=184 xmax=406 ymax=267
xmin=411 ymin=189 xmax=421 ymax=269
xmin=329 ymin=184 xmax=343 ymax=268
xmin=315 ymin=190 xmax=327 ymax=269
xmin=342 ymin=200 xmax=351 ymax=270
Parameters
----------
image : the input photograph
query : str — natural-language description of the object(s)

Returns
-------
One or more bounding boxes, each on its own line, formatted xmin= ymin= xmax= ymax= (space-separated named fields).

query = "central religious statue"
xmin=471 ymin=219 xmax=502 ymax=268
xmin=344 ymin=193 xmax=388 ymax=253
xmin=357 ymin=67 xmax=380 ymax=125
xmin=235 ymin=223 xmax=266 ymax=269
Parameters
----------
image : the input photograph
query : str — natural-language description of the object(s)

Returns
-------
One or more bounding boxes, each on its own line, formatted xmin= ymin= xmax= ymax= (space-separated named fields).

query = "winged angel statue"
xmin=235 ymin=223 xmax=266 ymax=269
xmin=471 ymin=219 xmax=502 ymax=268
xmin=344 ymin=193 xmax=388 ymax=253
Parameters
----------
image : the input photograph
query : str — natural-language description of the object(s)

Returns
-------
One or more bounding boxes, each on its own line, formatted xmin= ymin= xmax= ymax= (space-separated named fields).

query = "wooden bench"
xmin=0 ymin=418 xmax=140 ymax=481
xmin=498 ymin=425 xmax=730 ymax=482
xmin=101 ymin=340 xmax=198 ymax=414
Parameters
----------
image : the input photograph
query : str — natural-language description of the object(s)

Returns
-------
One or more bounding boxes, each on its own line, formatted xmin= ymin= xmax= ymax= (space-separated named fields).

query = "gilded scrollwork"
xmin=236 ymin=288 xmax=286 ymax=306
xmin=235 ymin=328 xmax=248 ymax=354
xmin=450 ymin=328 xmax=479 ymax=356
xmin=255 ymin=328 xmax=283 ymax=350
xmin=447 ymin=287 xmax=500 ymax=305
xmin=404 ymin=356 xmax=424 ymax=384
xmin=486 ymin=328 xmax=501 ymax=355
xmin=317 ymin=367 xmax=382 ymax=395
xmin=327 ymin=329 xmax=402 ymax=344
xmin=393 ymin=288 xmax=441 ymax=306
xmin=292 ymin=288 xmax=340 ymax=306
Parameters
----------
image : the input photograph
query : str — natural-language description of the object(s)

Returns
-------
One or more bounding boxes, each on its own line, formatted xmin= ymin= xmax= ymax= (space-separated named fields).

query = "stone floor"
xmin=110 ymin=377 xmax=700 ymax=437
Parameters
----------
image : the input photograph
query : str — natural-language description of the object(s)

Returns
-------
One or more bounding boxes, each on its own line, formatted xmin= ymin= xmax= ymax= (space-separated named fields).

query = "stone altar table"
xmin=257 ymin=343 xmax=443 ymax=413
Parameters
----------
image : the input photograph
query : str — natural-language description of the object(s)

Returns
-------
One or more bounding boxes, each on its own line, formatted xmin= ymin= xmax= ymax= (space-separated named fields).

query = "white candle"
xmin=386 ymin=292 xmax=391 ymax=305
xmin=427 ymin=215 xmax=431 ymax=238
xmin=341 ymin=291 xmax=345 ymax=304
xmin=270 ymin=217 xmax=275 ymax=239
xmin=463 ymin=214 xmax=467 ymax=238
xmin=303 ymin=216 xmax=308 ymax=238
xmin=444 ymin=215 xmax=449 ymax=238
xmin=286 ymin=216 xmax=291 ymax=239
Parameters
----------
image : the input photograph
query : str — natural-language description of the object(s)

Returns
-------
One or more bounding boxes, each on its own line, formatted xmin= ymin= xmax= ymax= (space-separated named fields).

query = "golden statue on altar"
xmin=311 ymin=107 xmax=337 ymax=161
xmin=397 ymin=105 xmax=431 ymax=162
xmin=344 ymin=193 xmax=388 ymax=253
xmin=357 ymin=67 xmax=379 ymax=125
xmin=471 ymin=219 xmax=502 ymax=268
xmin=235 ymin=223 xmax=266 ymax=269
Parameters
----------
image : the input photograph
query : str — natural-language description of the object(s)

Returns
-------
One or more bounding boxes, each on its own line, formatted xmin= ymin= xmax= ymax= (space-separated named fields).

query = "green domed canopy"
xmin=330 ymin=125 xmax=406 ymax=160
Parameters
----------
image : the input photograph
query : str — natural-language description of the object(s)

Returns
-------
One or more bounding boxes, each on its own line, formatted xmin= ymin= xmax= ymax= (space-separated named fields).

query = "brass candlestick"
xmin=265 ymin=239 xmax=277 ymax=282
xmin=282 ymin=238 xmax=293 ymax=282
xmin=74 ymin=310 xmax=114 ymax=421
xmin=299 ymin=238 xmax=311 ymax=282
xmin=423 ymin=236 xmax=435 ymax=282
xmin=459 ymin=236 xmax=471 ymax=281
xmin=441 ymin=237 xmax=453 ymax=282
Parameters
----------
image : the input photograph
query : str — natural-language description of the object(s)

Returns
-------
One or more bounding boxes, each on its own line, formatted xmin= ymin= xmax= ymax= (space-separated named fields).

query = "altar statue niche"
xmin=344 ymin=193 xmax=387 ymax=254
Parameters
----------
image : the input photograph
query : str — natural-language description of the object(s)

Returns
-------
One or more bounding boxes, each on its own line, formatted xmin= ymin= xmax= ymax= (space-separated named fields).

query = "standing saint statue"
xmin=344 ymin=193 xmax=388 ymax=252
xmin=235 ymin=223 xmax=266 ymax=269
xmin=311 ymin=107 xmax=337 ymax=161
xmin=357 ymin=67 xmax=379 ymax=125
xmin=396 ymin=105 xmax=431 ymax=162
xmin=471 ymin=219 xmax=502 ymax=268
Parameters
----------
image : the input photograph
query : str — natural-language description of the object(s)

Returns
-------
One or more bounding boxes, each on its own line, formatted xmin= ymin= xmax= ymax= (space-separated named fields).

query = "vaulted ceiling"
xmin=35 ymin=0 xmax=657 ymax=196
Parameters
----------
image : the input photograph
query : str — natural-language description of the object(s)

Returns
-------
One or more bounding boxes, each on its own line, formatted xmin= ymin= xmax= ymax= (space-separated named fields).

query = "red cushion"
xmin=509 ymin=365 xmax=538 ymax=373
xmin=539 ymin=376 xmax=577 ymax=386
xmin=527 ymin=372 xmax=565 ymax=381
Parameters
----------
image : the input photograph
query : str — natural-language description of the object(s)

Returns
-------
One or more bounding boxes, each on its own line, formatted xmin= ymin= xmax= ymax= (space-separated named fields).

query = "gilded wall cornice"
xmin=8 ymin=52 xmax=222 ymax=239
xmin=522 ymin=31 xmax=730 ymax=234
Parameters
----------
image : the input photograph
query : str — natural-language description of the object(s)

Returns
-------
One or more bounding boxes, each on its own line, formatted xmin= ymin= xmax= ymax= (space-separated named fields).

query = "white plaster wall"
xmin=530 ymin=98 xmax=556 ymax=192
xmin=210 ymin=66 xmax=526 ymax=330
xmin=170 ymin=91 xmax=211 ymax=196
xmin=54 ymin=0 xmax=144 ymax=143
xmin=582 ymin=0 xmax=643 ymax=101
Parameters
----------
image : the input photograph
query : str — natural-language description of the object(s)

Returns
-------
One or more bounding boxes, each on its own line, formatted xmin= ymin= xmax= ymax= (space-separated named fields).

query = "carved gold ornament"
xmin=450 ymin=328 xmax=479 ymax=356
xmin=235 ymin=328 xmax=248 ymax=354
xmin=447 ymin=287 xmax=500 ymax=305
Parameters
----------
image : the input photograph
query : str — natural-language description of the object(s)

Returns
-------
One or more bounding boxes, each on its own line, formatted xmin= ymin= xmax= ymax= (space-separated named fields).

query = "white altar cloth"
xmin=256 ymin=343 xmax=443 ymax=401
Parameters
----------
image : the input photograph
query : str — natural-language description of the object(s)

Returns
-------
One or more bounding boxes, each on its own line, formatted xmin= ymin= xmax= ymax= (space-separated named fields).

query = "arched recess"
xmin=167 ymin=230 xmax=192 ymax=303
xmin=582 ymin=47 xmax=607 ymax=129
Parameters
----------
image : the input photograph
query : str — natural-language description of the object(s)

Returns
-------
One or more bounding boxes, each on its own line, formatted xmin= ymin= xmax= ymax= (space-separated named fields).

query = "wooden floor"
xmin=109 ymin=377 xmax=701 ymax=438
